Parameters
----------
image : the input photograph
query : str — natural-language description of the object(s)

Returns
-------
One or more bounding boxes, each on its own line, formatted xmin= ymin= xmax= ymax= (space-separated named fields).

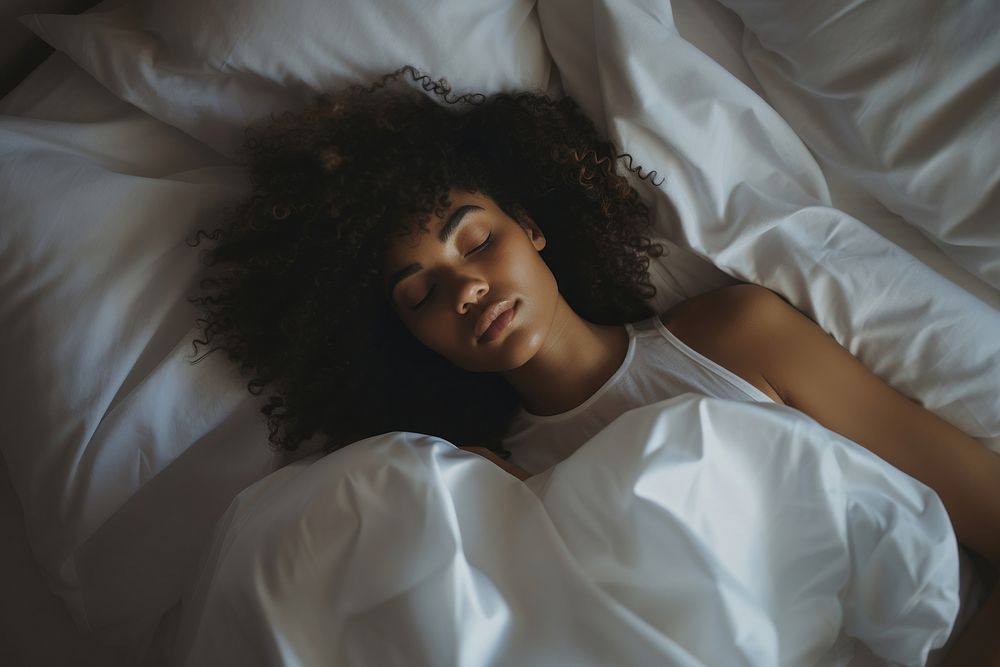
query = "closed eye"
xmin=412 ymin=285 xmax=436 ymax=311
xmin=411 ymin=232 xmax=492 ymax=311
xmin=467 ymin=232 xmax=493 ymax=256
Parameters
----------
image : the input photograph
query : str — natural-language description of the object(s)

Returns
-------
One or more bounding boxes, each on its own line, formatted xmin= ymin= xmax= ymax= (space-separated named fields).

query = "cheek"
xmin=407 ymin=314 xmax=473 ymax=365
xmin=519 ymin=253 xmax=559 ymax=320
xmin=408 ymin=316 xmax=450 ymax=350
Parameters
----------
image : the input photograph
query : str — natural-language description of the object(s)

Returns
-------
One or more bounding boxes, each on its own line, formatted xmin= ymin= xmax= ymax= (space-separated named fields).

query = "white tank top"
xmin=501 ymin=315 xmax=777 ymax=475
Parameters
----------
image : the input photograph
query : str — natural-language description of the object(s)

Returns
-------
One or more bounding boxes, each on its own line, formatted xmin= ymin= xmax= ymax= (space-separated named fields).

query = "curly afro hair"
xmin=186 ymin=65 xmax=672 ymax=456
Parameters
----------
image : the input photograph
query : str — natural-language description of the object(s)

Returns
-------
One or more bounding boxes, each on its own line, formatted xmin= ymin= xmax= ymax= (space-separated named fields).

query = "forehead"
xmin=388 ymin=189 xmax=491 ymax=246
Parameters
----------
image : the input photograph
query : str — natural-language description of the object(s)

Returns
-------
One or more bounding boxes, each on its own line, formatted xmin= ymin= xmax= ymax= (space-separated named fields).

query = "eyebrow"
xmin=386 ymin=204 xmax=483 ymax=299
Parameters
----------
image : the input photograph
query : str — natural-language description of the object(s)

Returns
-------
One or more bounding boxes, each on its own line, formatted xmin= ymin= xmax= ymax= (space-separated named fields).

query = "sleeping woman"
xmin=187 ymin=66 xmax=1000 ymax=664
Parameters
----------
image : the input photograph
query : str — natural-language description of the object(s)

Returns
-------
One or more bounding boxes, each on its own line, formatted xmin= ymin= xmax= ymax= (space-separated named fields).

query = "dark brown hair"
xmin=186 ymin=66 xmax=670 ymax=456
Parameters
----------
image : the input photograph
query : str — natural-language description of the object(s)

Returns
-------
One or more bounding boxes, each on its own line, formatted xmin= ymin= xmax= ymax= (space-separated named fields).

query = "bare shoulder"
xmin=659 ymin=283 xmax=790 ymax=337
xmin=663 ymin=289 xmax=1000 ymax=570
xmin=659 ymin=283 xmax=791 ymax=404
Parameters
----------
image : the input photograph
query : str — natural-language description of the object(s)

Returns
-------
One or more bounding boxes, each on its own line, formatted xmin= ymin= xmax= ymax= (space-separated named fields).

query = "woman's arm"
xmin=678 ymin=283 xmax=1000 ymax=664
xmin=672 ymin=284 xmax=1000 ymax=561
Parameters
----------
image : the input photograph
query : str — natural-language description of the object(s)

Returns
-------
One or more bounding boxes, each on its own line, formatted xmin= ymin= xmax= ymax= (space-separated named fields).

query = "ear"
xmin=513 ymin=205 xmax=546 ymax=251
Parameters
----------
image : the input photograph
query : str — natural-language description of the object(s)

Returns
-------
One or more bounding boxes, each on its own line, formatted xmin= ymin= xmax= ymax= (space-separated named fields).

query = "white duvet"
xmin=171 ymin=396 xmax=958 ymax=667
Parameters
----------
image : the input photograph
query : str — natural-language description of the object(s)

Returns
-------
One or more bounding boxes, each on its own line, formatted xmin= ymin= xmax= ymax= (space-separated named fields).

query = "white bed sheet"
xmin=0 ymin=454 xmax=112 ymax=667
xmin=666 ymin=0 xmax=1000 ymax=313
xmin=172 ymin=396 xmax=961 ymax=667
xmin=722 ymin=0 xmax=1000 ymax=290
xmin=0 ymin=51 xmax=224 ymax=667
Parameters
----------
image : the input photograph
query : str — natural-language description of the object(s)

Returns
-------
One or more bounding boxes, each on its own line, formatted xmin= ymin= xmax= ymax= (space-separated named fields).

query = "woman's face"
xmin=383 ymin=188 xmax=560 ymax=373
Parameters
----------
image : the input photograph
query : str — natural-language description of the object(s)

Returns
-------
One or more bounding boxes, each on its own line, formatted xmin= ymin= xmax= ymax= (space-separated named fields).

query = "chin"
xmin=453 ymin=331 xmax=534 ymax=374
xmin=487 ymin=329 xmax=543 ymax=372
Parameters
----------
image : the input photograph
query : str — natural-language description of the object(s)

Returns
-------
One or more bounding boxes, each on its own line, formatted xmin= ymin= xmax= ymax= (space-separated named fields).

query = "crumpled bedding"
xmin=170 ymin=395 xmax=959 ymax=667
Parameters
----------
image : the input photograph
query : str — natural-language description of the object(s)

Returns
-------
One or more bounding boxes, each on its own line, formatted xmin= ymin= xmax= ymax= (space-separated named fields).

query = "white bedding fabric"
xmin=20 ymin=0 xmax=557 ymax=158
xmin=720 ymin=0 xmax=1000 ymax=290
xmin=171 ymin=396 xmax=960 ymax=667
xmin=0 ymin=50 xmax=282 ymax=663
xmin=1 ymin=0 xmax=998 ymax=664
xmin=0 ymin=454 xmax=115 ymax=667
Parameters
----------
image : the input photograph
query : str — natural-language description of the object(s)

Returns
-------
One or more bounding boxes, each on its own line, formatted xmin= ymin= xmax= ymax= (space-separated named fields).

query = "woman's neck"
xmin=500 ymin=298 xmax=629 ymax=416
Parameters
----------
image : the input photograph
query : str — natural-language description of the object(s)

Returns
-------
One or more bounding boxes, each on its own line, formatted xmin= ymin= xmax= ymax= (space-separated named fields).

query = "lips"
xmin=480 ymin=305 xmax=516 ymax=343
xmin=475 ymin=299 xmax=516 ymax=340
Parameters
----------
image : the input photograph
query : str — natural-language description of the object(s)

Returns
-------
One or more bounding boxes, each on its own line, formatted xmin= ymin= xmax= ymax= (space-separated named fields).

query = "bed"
xmin=1 ymin=0 xmax=998 ymax=665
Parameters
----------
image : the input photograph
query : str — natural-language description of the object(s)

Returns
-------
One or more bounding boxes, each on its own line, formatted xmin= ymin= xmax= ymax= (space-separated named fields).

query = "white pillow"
xmin=717 ymin=0 xmax=1000 ymax=290
xmin=0 ymin=54 xmax=283 ymax=659
xmin=21 ymin=0 xmax=558 ymax=158
xmin=537 ymin=0 xmax=1000 ymax=451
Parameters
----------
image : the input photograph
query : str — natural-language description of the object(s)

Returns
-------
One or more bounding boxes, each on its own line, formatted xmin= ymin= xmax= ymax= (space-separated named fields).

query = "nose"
xmin=454 ymin=274 xmax=489 ymax=314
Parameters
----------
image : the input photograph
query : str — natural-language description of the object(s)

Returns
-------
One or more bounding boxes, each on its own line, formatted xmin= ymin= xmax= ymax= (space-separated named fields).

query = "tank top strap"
xmin=628 ymin=314 xmax=665 ymax=336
